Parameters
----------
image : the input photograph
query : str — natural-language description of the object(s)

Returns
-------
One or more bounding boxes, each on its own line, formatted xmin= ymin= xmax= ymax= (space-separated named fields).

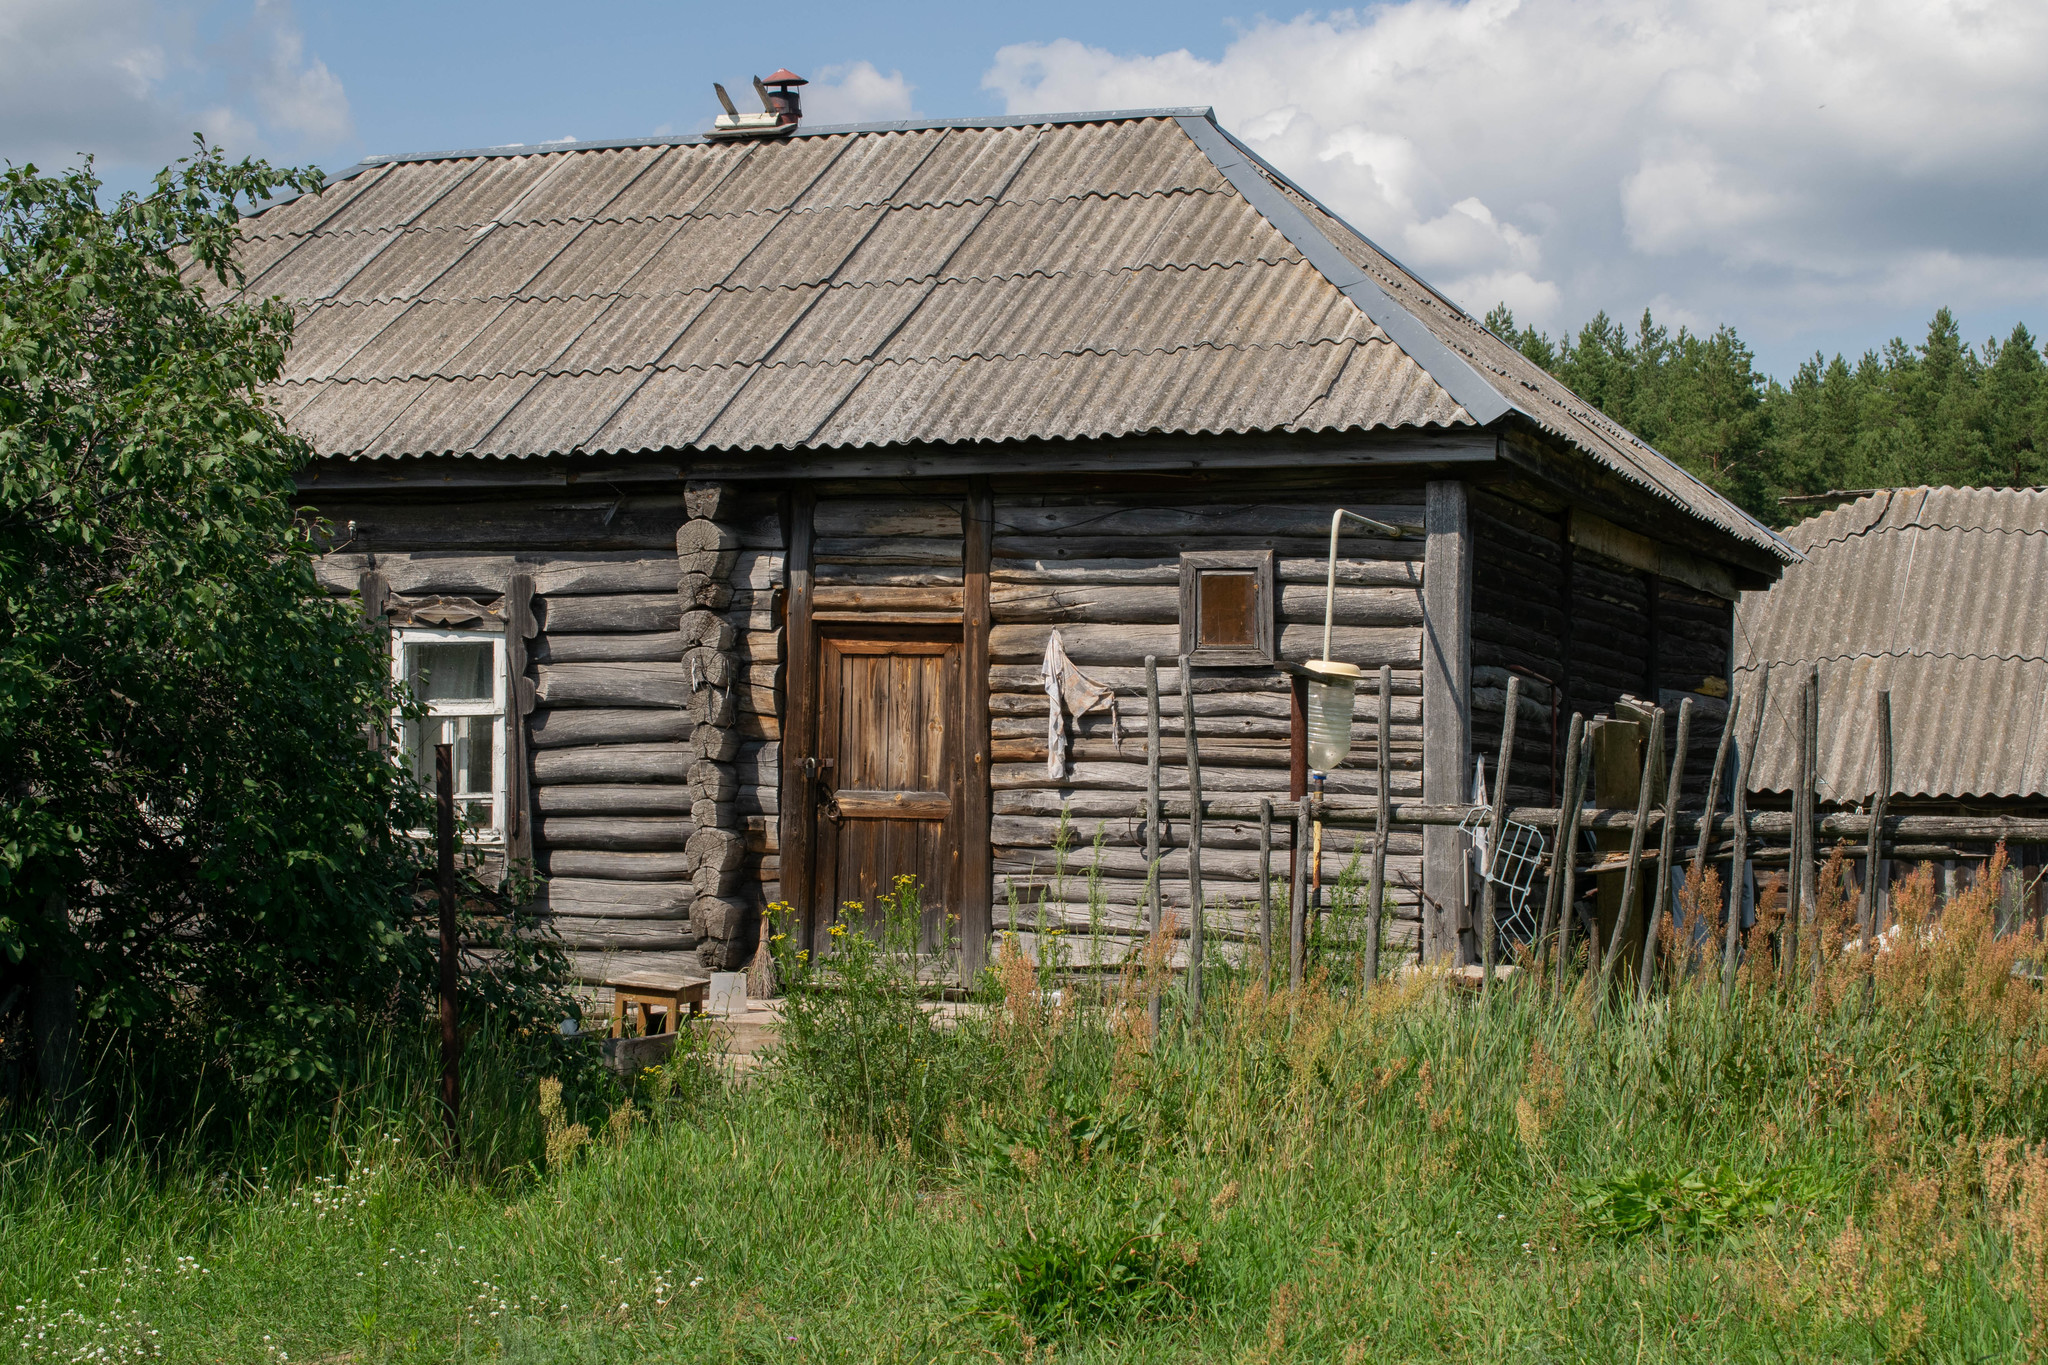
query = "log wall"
xmin=312 ymin=482 xmax=773 ymax=978
xmin=983 ymin=475 xmax=1430 ymax=965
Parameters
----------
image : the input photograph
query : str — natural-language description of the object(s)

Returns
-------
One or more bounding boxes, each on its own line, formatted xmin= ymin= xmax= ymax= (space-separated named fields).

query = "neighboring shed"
xmin=231 ymin=104 xmax=1795 ymax=979
xmin=1734 ymin=487 xmax=2048 ymax=817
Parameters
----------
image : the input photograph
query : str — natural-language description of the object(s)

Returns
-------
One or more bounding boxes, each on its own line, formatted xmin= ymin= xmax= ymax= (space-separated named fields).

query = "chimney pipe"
xmin=709 ymin=68 xmax=807 ymax=140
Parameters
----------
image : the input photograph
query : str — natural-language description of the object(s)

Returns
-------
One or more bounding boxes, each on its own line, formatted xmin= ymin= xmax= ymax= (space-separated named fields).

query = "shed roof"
xmin=230 ymin=107 xmax=1788 ymax=561
xmin=1733 ymin=487 xmax=2048 ymax=800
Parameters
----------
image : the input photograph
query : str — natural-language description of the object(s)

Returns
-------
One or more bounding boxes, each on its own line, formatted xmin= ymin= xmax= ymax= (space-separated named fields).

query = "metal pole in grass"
xmin=1180 ymin=658 xmax=1205 ymax=1019
xmin=435 ymin=743 xmax=461 ymax=1150
xmin=1363 ymin=664 xmax=1392 ymax=987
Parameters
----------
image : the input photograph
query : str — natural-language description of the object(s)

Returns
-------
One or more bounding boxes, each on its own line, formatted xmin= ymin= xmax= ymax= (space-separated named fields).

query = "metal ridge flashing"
xmin=1170 ymin=113 xmax=1514 ymax=427
xmin=347 ymin=107 xmax=1212 ymax=169
xmin=240 ymin=108 xmax=1215 ymax=215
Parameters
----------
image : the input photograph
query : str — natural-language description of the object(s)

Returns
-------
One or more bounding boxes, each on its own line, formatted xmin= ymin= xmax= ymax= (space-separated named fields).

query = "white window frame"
xmin=391 ymin=626 xmax=509 ymax=843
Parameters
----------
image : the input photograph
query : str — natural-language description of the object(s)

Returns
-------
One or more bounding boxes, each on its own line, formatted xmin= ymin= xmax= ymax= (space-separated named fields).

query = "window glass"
xmin=1198 ymin=571 xmax=1258 ymax=648
xmin=401 ymin=714 xmax=496 ymax=828
xmin=407 ymin=641 xmax=494 ymax=703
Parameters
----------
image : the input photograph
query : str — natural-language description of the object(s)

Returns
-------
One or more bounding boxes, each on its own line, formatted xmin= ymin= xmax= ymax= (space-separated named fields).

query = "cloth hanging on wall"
xmin=1040 ymin=629 xmax=1121 ymax=779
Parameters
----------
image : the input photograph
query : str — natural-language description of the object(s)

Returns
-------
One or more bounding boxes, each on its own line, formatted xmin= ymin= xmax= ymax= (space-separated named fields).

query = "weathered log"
xmin=531 ymin=743 xmax=691 ymax=785
xmin=684 ymin=480 xmax=737 ymax=522
xmin=691 ymin=894 xmax=751 ymax=941
xmin=995 ymin=502 xmax=1424 ymax=540
xmin=534 ymin=662 xmax=688 ymax=709
xmin=537 ymin=784 xmax=693 ymax=815
xmin=529 ymin=707 xmax=693 ymax=749
xmin=988 ymin=623 xmax=1420 ymax=668
xmin=541 ymin=816 xmax=694 ymax=851
xmin=692 ymin=799 xmax=734 ymax=830
xmin=314 ymin=553 xmax=511 ymax=597
xmin=530 ymin=558 xmax=681 ymax=595
xmin=316 ymin=496 xmax=690 ymax=551
xmin=539 ymin=878 xmax=694 ymax=916
xmin=540 ymin=593 xmax=684 ymax=638
xmin=988 ymin=556 xmax=1422 ymax=588
xmin=544 ymin=919 xmax=698 ymax=951
xmin=812 ymin=499 xmax=963 ymax=539
xmin=677 ymin=520 xmax=740 ymax=578
xmin=533 ymin=633 xmax=681 ymax=664
xmin=691 ymin=724 xmax=741 ymax=761
xmin=689 ymin=760 xmax=738 ymax=802
xmin=547 ymin=850 xmax=696 ymax=880
xmin=986 ymin=583 xmax=1420 ymax=627
xmin=814 ymin=536 xmax=962 ymax=566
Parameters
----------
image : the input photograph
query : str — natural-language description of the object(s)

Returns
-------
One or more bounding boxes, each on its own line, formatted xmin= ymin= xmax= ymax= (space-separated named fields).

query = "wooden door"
xmin=813 ymin=629 xmax=961 ymax=950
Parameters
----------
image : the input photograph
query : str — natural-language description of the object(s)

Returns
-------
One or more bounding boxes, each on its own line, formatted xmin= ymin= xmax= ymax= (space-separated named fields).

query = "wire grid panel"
xmin=1460 ymin=810 xmax=1549 ymax=947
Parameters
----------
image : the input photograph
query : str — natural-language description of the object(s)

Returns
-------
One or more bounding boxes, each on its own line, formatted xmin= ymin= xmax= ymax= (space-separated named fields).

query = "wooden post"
xmin=959 ymin=478 xmax=994 ymax=975
xmin=1537 ymin=712 xmax=1586 ymax=982
xmin=1258 ymin=797 xmax=1274 ymax=980
xmin=504 ymin=572 xmax=538 ymax=869
xmin=1721 ymin=673 xmax=1765 ymax=1009
xmin=1599 ymin=707 xmax=1664 ymax=996
xmin=1860 ymin=690 xmax=1892 ymax=948
xmin=1635 ymin=697 xmax=1692 ymax=1004
xmin=1364 ymin=664 xmax=1392 ymax=986
xmin=1479 ymin=674 xmax=1522 ymax=997
xmin=1180 ymin=659 xmax=1205 ymax=1016
xmin=1290 ymin=801 xmax=1311 ymax=990
xmin=1692 ymin=695 xmax=1739 ymax=879
xmin=1421 ymin=480 xmax=1472 ymax=963
xmin=1145 ymin=656 xmax=1163 ymax=1027
xmin=779 ymin=487 xmax=817 ymax=952
xmin=1557 ymin=735 xmax=1593 ymax=994
xmin=434 ymin=743 xmax=461 ymax=1149
xmin=1804 ymin=667 xmax=1821 ymax=988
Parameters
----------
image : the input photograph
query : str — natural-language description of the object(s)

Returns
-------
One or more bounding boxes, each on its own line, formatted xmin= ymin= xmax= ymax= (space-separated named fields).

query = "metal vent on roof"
xmin=710 ymin=69 xmax=806 ymax=140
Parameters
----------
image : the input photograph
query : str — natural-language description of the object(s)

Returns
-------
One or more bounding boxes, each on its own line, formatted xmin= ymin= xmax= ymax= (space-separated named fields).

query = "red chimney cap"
xmin=763 ymin=69 xmax=808 ymax=86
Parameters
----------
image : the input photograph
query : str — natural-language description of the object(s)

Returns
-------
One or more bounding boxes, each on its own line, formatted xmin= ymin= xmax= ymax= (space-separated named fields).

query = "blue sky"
xmin=8 ymin=0 xmax=2048 ymax=381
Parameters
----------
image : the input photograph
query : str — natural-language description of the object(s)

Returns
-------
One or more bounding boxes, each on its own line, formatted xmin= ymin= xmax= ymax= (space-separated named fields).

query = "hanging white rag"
xmin=1040 ymin=629 xmax=1121 ymax=779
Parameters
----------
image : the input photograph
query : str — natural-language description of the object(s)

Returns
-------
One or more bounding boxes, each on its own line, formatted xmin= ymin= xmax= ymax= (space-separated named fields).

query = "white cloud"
xmin=0 ymin=0 xmax=352 ymax=174
xmin=802 ymin=61 xmax=916 ymax=125
xmin=981 ymin=1 xmax=2048 ymax=363
xmin=246 ymin=0 xmax=351 ymax=144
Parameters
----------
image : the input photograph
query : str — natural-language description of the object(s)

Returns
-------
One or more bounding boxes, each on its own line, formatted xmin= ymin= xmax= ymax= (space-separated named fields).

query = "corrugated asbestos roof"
xmin=230 ymin=108 xmax=1785 ymax=560
xmin=1733 ymin=488 xmax=2048 ymax=799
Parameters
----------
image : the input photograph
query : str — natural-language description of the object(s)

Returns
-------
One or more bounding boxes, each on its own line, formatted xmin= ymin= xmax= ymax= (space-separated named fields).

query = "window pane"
xmin=1197 ymin=571 xmax=1258 ymax=648
xmin=400 ymin=715 xmax=497 ymax=830
xmin=407 ymin=641 xmax=494 ymax=702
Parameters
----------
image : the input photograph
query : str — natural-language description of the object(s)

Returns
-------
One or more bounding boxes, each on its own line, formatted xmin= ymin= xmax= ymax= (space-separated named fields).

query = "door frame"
xmin=811 ymin=625 xmax=963 ymax=949
xmin=778 ymin=481 xmax=993 ymax=971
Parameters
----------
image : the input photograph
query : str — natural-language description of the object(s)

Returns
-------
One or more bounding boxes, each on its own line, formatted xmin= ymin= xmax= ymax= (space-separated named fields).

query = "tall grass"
xmin=7 ymin=850 xmax=2048 ymax=1360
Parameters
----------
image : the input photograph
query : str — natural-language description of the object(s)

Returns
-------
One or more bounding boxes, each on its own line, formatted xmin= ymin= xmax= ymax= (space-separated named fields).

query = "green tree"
xmin=0 ymin=143 xmax=452 ymax=1098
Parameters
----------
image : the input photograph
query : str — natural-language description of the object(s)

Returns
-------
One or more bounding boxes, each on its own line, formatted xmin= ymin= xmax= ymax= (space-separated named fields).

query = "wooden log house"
xmin=225 ymin=105 xmax=1797 ymax=979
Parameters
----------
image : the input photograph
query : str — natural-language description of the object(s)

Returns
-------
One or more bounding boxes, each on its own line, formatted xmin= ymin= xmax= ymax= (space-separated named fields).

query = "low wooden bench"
xmin=587 ymin=969 xmax=709 ymax=1038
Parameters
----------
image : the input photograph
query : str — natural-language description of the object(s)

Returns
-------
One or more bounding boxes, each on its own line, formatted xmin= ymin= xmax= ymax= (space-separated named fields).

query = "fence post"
xmin=1479 ymin=674 xmax=1522 ymax=999
xmin=1636 ymin=698 xmax=1692 ymax=1005
xmin=1145 ymin=656 xmax=1162 ymax=1033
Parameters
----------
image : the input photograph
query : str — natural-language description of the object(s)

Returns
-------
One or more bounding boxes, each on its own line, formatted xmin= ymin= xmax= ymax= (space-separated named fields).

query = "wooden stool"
xmin=601 ymin=970 xmax=709 ymax=1038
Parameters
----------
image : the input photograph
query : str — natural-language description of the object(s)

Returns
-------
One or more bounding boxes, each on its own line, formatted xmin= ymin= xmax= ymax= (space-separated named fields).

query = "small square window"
xmin=392 ymin=627 xmax=508 ymax=839
xmin=1179 ymin=550 xmax=1275 ymax=666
